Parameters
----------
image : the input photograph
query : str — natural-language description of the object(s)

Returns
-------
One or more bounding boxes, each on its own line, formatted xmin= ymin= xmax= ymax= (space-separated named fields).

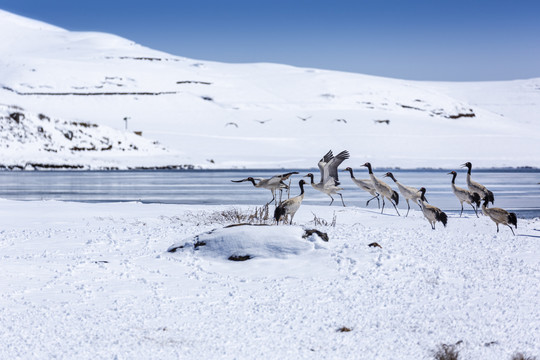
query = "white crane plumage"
xmin=461 ymin=162 xmax=494 ymax=205
xmin=343 ymin=167 xmax=380 ymax=208
xmin=304 ymin=150 xmax=349 ymax=206
xmin=383 ymin=172 xmax=422 ymax=217
xmin=361 ymin=162 xmax=400 ymax=216
xmin=481 ymin=197 xmax=517 ymax=235
xmin=418 ymin=187 xmax=448 ymax=230
xmin=274 ymin=180 xmax=306 ymax=224
xmin=317 ymin=150 xmax=349 ymax=186
xmin=231 ymin=171 xmax=299 ymax=205
xmin=448 ymin=171 xmax=481 ymax=217
xmin=304 ymin=173 xmax=345 ymax=206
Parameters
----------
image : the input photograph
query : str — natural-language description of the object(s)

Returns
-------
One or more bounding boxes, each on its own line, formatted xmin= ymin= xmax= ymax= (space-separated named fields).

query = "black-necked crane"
xmin=481 ymin=197 xmax=517 ymax=235
xmin=231 ymin=171 xmax=299 ymax=205
xmin=361 ymin=162 xmax=400 ymax=216
xmin=304 ymin=173 xmax=345 ymax=206
xmin=304 ymin=150 xmax=350 ymax=206
xmin=274 ymin=180 xmax=306 ymax=224
xmin=318 ymin=150 xmax=349 ymax=186
xmin=448 ymin=171 xmax=481 ymax=217
xmin=383 ymin=172 xmax=422 ymax=217
xmin=343 ymin=167 xmax=380 ymax=208
xmin=461 ymin=162 xmax=494 ymax=205
xmin=417 ymin=187 xmax=448 ymax=229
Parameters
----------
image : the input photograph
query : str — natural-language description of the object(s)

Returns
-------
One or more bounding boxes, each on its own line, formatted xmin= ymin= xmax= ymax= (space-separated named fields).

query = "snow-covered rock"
xmin=167 ymin=224 xmax=328 ymax=261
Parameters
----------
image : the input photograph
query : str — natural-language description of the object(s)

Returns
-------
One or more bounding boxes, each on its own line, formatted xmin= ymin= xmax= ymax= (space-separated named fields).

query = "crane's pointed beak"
xmin=460 ymin=163 xmax=467 ymax=168
xmin=447 ymin=172 xmax=453 ymax=175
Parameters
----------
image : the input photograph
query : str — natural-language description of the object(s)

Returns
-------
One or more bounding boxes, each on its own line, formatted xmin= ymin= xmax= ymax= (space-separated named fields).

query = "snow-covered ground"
xmin=1 ymin=199 xmax=539 ymax=359
xmin=1 ymin=9 xmax=540 ymax=169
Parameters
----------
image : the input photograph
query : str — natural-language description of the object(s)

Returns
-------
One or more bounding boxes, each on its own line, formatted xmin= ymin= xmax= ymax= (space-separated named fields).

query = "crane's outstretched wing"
xmin=318 ymin=150 xmax=334 ymax=183
xmin=231 ymin=178 xmax=263 ymax=183
xmin=325 ymin=150 xmax=349 ymax=184
xmin=265 ymin=171 xmax=299 ymax=186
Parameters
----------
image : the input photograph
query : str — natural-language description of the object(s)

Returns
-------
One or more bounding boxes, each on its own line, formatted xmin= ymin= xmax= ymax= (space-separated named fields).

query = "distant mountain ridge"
xmin=1 ymin=8 xmax=539 ymax=169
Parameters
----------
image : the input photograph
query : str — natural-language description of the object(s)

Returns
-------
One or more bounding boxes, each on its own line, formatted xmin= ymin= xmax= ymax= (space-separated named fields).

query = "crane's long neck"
xmin=365 ymin=164 xmax=373 ymax=174
xmin=299 ymin=181 xmax=305 ymax=195
xmin=388 ymin=173 xmax=397 ymax=183
xmin=308 ymin=174 xmax=315 ymax=185
xmin=481 ymin=200 xmax=489 ymax=215
xmin=249 ymin=178 xmax=258 ymax=187
xmin=419 ymin=189 xmax=427 ymax=205
xmin=466 ymin=172 xmax=472 ymax=186
xmin=347 ymin=168 xmax=355 ymax=179
xmin=450 ymin=172 xmax=457 ymax=184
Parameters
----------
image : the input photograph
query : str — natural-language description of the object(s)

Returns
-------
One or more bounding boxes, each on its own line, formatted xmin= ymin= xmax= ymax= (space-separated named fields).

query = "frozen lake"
xmin=0 ymin=169 xmax=539 ymax=218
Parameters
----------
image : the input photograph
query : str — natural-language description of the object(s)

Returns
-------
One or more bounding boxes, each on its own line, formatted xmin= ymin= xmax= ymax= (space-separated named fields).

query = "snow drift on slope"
xmin=1 ymin=9 xmax=539 ymax=169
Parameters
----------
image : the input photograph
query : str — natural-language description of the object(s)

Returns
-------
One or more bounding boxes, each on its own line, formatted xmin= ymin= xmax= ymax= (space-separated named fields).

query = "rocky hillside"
xmin=0 ymin=104 xmax=185 ymax=169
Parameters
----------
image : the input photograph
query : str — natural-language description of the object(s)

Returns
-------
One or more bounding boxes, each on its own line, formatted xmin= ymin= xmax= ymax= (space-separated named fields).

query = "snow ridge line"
xmin=1 ymin=85 xmax=181 ymax=96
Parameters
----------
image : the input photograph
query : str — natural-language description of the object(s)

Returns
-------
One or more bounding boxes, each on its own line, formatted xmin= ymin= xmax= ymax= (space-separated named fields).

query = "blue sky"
xmin=1 ymin=0 xmax=539 ymax=81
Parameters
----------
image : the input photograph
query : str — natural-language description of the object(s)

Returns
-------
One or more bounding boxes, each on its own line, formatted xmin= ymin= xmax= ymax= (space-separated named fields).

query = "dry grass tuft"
xmin=511 ymin=353 xmax=537 ymax=360
xmin=432 ymin=343 xmax=460 ymax=360
xmin=207 ymin=205 xmax=271 ymax=225
xmin=311 ymin=212 xmax=337 ymax=227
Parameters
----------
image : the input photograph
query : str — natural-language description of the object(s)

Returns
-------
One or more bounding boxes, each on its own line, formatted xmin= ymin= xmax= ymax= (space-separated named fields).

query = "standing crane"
xmin=343 ymin=167 xmax=380 ymax=208
xmin=418 ymin=187 xmax=448 ymax=229
xmin=383 ymin=172 xmax=422 ymax=217
xmin=231 ymin=171 xmax=299 ymax=205
xmin=461 ymin=162 xmax=494 ymax=204
xmin=360 ymin=163 xmax=400 ymax=216
xmin=274 ymin=180 xmax=306 ymax=224
xmin=448 ymin=171 xmax=481 ymax=217
xmin=481 ymin=197 xmax=517 ymax=235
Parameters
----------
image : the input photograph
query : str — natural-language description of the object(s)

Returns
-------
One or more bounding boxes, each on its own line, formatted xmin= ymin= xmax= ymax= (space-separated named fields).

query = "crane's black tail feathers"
xmin=486 ymin=190 xmax=495 ymax=204
xmin=274 ymin=205 xmax=286 ymax=222
xmin=471 ymin=192 xmax=481 ymax=207
xmin=437 ymin=211 xmax=448 ymax=227
xmin=508 ymin=212 xmax=517 ymax=228
xmin=392 ymin=190 xmax=399 ymax=206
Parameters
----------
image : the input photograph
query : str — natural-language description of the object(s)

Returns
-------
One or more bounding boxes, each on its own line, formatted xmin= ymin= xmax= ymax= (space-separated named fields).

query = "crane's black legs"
xmin=339 ymin=193 xmax=346 ymax=207
xmin=366 ymin=195 xmax=380 ymax=209
xmin=405 ymin=200 xmax=410 ymax=217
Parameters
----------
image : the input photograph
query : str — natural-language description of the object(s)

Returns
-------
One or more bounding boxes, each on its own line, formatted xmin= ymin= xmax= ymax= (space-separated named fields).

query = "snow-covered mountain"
xmin=1 ymin=9 xmax=539 ymax=169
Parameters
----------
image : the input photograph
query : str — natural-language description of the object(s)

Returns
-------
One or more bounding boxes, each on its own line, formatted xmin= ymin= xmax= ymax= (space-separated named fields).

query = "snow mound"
xmin=167 ymin=225 xmax=328 ymax=261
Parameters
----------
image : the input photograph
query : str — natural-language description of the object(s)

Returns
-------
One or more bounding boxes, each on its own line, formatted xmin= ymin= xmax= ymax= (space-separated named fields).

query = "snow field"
xmin=0 ymin=199 xmax=538 ymax=359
